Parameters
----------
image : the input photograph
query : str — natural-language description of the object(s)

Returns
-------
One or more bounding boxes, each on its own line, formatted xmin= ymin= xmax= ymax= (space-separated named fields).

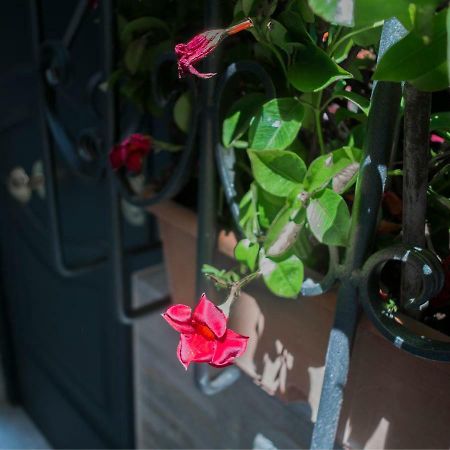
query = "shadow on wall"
xmin=339 ymin=321 xmax=450 ymax=449
xmin=230 ymin=285 xmax=450 ymax=449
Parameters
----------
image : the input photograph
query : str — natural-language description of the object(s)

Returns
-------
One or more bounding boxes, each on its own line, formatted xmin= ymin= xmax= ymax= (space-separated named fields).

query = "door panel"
xmin=0 ymin=1 xmax=161 ymax=447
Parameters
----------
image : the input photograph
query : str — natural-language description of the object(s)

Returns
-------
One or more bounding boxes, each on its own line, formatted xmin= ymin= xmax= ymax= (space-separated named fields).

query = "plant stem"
xmin=329 ymin=21 xmax=384 ymax=56
xmin=219 ymin=271 xmax=261 ymax=317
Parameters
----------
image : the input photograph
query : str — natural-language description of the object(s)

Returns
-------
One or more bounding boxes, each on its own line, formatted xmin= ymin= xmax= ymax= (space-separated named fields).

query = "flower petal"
xmin=188 ymin=64 xmax=217 ymax=79
xmin=109 ymin=146 xmax=123 ymax=169
xmin=192 ymin=293 xmax=227 ymax=338
xmin=126 ymin=153 xmax=143 ymax=173
xmin=210 ymin=329 xmax=248 ymax=368
xmin=162 ymin=304 xmax=195 ymax=334
xmin=177 ymin=333 xmax=216 ymax=369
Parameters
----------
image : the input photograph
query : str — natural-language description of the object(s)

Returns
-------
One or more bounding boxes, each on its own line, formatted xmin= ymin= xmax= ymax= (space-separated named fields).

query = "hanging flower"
xmin=162 ymin=294 xmax=248 ymax=369
xmin=175 ymin=18 xmax=253 ymax=79
xmin=109 ymin=133 xmax=152 ymax=174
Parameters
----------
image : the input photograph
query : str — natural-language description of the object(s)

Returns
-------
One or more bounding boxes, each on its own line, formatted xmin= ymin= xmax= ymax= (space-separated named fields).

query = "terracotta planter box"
xmin=149 ymin=200 xmax=450 ymax=450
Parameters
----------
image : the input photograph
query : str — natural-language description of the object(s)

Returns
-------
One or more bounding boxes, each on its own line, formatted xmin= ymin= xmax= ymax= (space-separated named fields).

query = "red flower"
xmin=162 ymin=294 xmax=248 ymax=369
xmin=109 ymin=133 xmax=151 ymax=173
xmin=175 ymin=18 xmax=253 ymax=79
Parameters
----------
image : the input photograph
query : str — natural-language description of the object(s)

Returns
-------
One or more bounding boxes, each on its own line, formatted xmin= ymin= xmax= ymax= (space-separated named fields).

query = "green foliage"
xmin=249 ymin=98 xmax=305 ymax=150
xmin=288 ymin=45 xmax=352 ymax=92
xmin=306 ymin=189 xmax=351 ymax=246
xmin=374 ymin=10 xmax=449 ymax=91
xmin=239 ymin=185 xmax=261 ymax=242
xmin=307 ymin=0 xmax=354 ymax=26
xmin=173 ymin=92 xmax=192 ymax=133
xmin=116 ymin=0 xmax=450 ymax=303
xmin=235 ymin=239 xmax=260 ymax=271
xmin=248 ymin=149 xmax=306 ymax=196
xmin=305 ymin=147 xmax=362 ymax=193
xmin=202 ymin=264 xmax=240 ymax=288
xmin=222 ymin=94 xmax=267 ymax=147
xmin=260 ymin=252 xmax=304 ymax=298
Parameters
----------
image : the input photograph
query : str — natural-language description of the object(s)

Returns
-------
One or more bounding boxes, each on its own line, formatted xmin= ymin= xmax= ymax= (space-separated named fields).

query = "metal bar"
xmin=401 ymin=84 xmax=431 ymax=313
xmin=310 ymin=18 xmax=406 ymax=450
xmin=62 ymin=0 xmax=89 ymax=49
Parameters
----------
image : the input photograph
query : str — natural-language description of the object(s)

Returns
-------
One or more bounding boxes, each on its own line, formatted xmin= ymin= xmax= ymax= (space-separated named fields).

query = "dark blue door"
xmin=0 ymin=1 xmax=160 ymax=447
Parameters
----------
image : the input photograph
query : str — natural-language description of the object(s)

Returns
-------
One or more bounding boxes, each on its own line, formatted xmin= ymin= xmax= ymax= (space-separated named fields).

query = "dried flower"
xmin=175 ymin=18 xmax=253 ymax=79
xmin=109 ymin=133 xmax=151 ymax=174
xmin=162 ymin=294 xmax=248 ymax=369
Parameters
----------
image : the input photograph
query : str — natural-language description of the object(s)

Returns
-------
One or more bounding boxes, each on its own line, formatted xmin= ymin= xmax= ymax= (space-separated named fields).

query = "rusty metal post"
xmin=401 ymin=84 xmax=432 ymax=314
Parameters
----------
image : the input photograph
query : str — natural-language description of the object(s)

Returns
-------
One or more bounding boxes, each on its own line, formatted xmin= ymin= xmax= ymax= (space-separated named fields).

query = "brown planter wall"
xmin=149 ymin=200 xmax=450 ymax=449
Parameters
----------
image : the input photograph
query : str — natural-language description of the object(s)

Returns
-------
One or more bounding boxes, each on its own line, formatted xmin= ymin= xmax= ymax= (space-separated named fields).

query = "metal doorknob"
xmin=7 ymin=161 xmax=45 ymax=204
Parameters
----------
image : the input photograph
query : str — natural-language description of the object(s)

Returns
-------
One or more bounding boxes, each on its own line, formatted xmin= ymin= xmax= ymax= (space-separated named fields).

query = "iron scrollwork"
xmin=359 ymin=245 xmax=449 ymax=361
xmin=29 ymin=0 xmax=106 ymax=278
xmin=111 ymin=54 xmax=199 ymax=208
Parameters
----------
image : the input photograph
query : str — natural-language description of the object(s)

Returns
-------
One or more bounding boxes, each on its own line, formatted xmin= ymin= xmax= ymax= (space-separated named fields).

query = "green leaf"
xmin=305 ymin=147 xmax=363 ymax=193
xmin=235 ymin=239 xmax=260 ymax=271
xmin=288 ymin=44 xmax=352 ymax=92
xmin=265 ymin=19 xmax=303 ymax=54
xmin=239 ymin=185 xmax=260 ymax=241
xmin=120 ymin=17 xmax=170 ymax=45
xmin=333 ymin=37 xmax=354 ymax=64
xmin=295 ymin=0 xmax=315 ymax=23
xmin=278 ymin=11 xmax=312 ymax=44
xmin=410 ymin=61 xmax=449 ymax=91
xmin=222 ymin=93 xmax=266 ymax=147
xmin=307 ymin=0 xmax=354 ymax=26
xmin=306 ymin=189 xmax=351 ymax=246
xmin=353 ymin=0 xmax=411 ymax=28
xmin=256 ymin=186 xmax=285 ymax=229
xmin=292 ymin=224 xmax=315 ymax=260
xmin=428 ymin=187 xmax=450 ymax=216
xmin=202 ymin=264 xmax=240 ymax=286
xmin=125 ymin=39 xmax=146 ymax=74
xmin=243 ymin=0 xmax=256 ymax=15
xmin=265 ymin=205 xmax=306 ymax=257
xmin=249 ymin=98 xmax=304 ymax=150
xmin=248 ymin=149 xmax=306 ymax=197
xmin=352 ymin=26 xmax=382 ymax=47
xmin=260 ymin=252 xmax=304 ymax=298
xmin=328 ymin=90 xmax=370 ymax=115
xmin=374 ymin=10 xmax=447 ymax=82
xmin=173 ymin=92 xmax=192 ymax=133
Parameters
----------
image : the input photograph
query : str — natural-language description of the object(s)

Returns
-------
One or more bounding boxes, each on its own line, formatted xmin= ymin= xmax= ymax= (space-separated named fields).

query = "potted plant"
xmin=110 ymin=1 xmax=450 ymax=448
